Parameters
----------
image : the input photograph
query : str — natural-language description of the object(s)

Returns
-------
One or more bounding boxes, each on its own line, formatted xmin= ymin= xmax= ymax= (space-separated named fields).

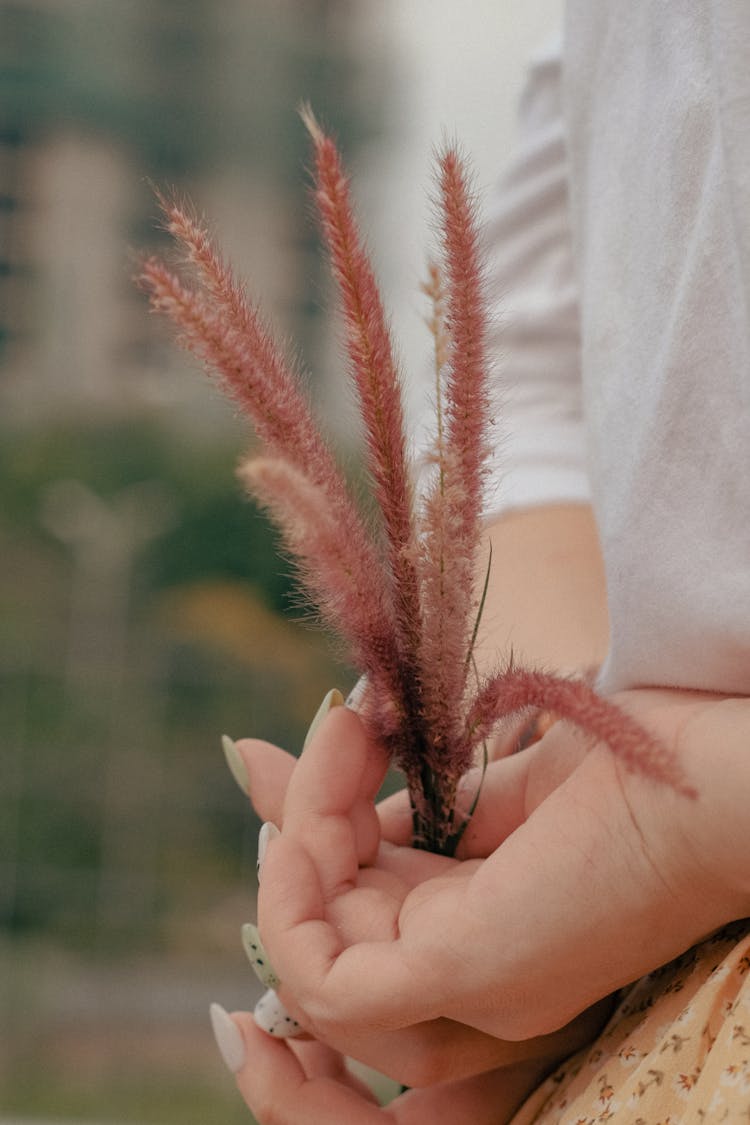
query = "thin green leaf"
xmin=464 ymin=539 xmax=493 ymax=674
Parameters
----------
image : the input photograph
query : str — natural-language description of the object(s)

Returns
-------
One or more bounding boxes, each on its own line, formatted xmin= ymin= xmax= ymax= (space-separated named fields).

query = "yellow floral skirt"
xmin=511 ymin=919 xmax=750 ymax=1124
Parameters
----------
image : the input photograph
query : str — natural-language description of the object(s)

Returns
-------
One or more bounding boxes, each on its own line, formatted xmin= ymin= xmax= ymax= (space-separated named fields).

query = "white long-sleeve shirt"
xmin=478 ymin=2 xmax=750 ymax=696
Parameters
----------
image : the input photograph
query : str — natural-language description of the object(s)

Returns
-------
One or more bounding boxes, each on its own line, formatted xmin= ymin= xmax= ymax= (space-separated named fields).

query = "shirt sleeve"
xmin=479 ymin=33 xmax=590 ymax=519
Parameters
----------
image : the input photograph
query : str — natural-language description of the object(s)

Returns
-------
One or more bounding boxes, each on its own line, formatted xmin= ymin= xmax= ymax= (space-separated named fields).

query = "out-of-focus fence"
xmin=0 ymin=509 xmax=344 ymax=1120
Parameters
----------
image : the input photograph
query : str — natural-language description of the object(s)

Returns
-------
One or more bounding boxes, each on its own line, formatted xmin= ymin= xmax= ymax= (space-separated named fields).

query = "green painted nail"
xmin=222 ymin=735 xmax=249 ymax=795
xmin=303 ymin=688 xmax=344 ymax=750
xmin=257 ymin=821 xmax=280 ymax=883
xmin=242 ymin=923 xmax=280 ymax=990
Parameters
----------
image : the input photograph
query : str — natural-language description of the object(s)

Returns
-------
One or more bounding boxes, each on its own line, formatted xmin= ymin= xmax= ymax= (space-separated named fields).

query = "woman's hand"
xmin=232 ymin=709 xmax=610 ymax=1088
xmin=213 ymin=1005 xmax=567 ymax=1124
xmin=255 ymin=690 xmax=750 ymax=1048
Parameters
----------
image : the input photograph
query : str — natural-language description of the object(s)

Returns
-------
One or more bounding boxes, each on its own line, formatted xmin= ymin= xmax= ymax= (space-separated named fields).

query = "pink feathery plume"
xmin=139 ymin=250 xmax=402 ymax=700
xmin=141 ymin=216 xmax=334 ymax=497
xmin=415 ymin=152 xmax=493 ymax=786
xmin=416 ymin=265 xmax=472 ymax=765
xmin=465 ymin=665 xmax=697 ymax=797
xmin=140 ymin=117 xmax=695 ymax=861
xmin=139 ymin=259 xmax=325 ymax=479
xmin=421 ymin=260 xmax=450 ymax=391
xmin=139 ymin=228 xmax=390 ymax=598
xmin=417 ymin=450 xmax=474 ymax=746
xmin=155 ymin=190 xmax=243 ymax=315
xmin=439 ymin=146 xmax=492 ymax=563
xmin=301 ymin=107 xmax=423 ymax=711
xmin=238 ymin=456 xmax=400 ymax=705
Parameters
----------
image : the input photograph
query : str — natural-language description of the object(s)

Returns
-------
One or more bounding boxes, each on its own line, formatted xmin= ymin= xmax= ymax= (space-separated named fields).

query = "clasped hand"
xmin=225 ymin=690 xmax=750 ymax=1122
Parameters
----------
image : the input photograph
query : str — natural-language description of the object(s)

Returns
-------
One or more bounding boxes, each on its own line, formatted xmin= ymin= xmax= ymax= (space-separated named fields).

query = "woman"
xmin=212 ymin=3 xmax=750 ymax=1119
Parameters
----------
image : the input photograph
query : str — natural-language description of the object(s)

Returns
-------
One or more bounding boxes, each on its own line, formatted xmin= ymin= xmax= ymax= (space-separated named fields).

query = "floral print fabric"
xmin=511 ymin=919 xmax=750 ymax=1124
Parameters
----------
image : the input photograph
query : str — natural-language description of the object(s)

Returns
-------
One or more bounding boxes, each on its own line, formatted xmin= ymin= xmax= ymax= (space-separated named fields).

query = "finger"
xmin=287 ymin=1040 xmax=388 ymax=1104
xmin=285 ymin=706 xmax=389 ymax=820
xmin=235 ymin=718 xmax=582 ymax=856
xmin=260 ymin=725 xmax=590 ymax=1036
xmin=216 ymin=1009 xmax=575 ymax=1125
xmin=260 ymin=751 xmax=635 ymax=1040
xmin=232 ymin=1012 xmax=545 ymax=1125
xmin=441 ymin=740 xmax=704 ymax=1040
xmin=316 ymin=998 xmax=611 ymax=1090
xmin=454 ymin=721 xmax=589 ymax=859
xmin=259 ymin=830 xmax=441 ymax=1030
xmin=235 ymin=706 xmax=388 ymax=838
xmin=231 ymin=1013 xmax=383 ymax=1123
xmin=323 ymin=857 xmax=466 ymax=951
xmin=376 ymin=789 xmax=414 ymax=845
xmin=234 ymin=737 xmax=297 ymax=824
xmin=283 ymin=707 xmax=387 ymax=895
xmin=259 ymin=824 xmax=612 ymax=1068
xmin=287 ymin=1036 xmax=355 ymax=1081
xmin=369 ymin=842 xmax=460 ymax=889
xmin=377 ymin=722 xmax=588 ymax=858
xmin=391 ymin=1061 xmax=549 ymax=1125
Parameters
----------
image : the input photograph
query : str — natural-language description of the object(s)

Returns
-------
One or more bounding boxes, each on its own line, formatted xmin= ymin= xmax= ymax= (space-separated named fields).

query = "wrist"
xmin=678 ymin=696 xmax=750 ymax=912
xmin=622 ymin=690 xmax=750 ymax=931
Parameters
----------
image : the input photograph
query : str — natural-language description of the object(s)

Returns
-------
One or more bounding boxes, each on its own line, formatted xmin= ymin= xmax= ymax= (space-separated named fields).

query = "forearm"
xmin=474 ymin=503 xmax=609 ymax=678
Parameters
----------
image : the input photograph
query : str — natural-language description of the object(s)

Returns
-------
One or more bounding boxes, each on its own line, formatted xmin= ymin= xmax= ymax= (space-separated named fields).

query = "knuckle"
xmin=294 ymin=993 xmax=335 ymax=1039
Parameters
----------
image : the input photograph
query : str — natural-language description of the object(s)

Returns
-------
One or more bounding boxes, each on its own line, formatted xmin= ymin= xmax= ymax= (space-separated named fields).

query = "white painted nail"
xmin=241 ymin=922 xmax=280 ymax=989
xmin=256 ymin=821 xmax=280 ymax=882
xmin=253 ymin=988 xmax=302 ymax=1038
xmin=210 ymin=1002 xmax=246 ymax=1073
xmin=302 ymin=688 xmax=344 ymax=750
xmin=345 ymin=674 xmax=368 ymax=712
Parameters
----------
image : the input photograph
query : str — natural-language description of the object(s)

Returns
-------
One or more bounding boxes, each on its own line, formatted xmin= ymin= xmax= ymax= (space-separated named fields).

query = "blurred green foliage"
xmin=0 ymin=418 xmax=351 ymax=948
xmin=0 ymin=0 xmax=389 ymax=1116
xmin=0 ymin=418 xmax=350 ymax=1119
xmin=2 ymin=1049 xmax=258 ymax=1125
xmin=0 ymin=419 xmax=294 ymax=606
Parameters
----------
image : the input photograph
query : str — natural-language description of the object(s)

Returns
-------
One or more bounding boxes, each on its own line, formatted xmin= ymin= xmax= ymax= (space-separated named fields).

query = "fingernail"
xmin=345 ymin=674 xmax=368 ymax=712
xmin=253 ymin=988 xmax=302 ymax=1038
xmin=257 ymin=821 xmax=280 ymax=882
xmin=221 ymin=735 xmax=249 ymax=795
xmin=302 ymin=688 xmax=344 ymax=750
xmin=241 ymin=923 xmax=280 ymax=989
xmin=210 ymin=1002 xmax=246 ymax=1073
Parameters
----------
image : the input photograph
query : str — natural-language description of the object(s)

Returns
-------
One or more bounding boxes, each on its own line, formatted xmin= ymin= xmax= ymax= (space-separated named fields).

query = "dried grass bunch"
xmin=139 ymin=110 xmax=692 ymax=855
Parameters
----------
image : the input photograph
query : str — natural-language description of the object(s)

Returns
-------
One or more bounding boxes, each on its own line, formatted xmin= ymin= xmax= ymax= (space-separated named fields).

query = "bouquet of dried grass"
xmin=139 ymin=110 xmax=691 ymax=855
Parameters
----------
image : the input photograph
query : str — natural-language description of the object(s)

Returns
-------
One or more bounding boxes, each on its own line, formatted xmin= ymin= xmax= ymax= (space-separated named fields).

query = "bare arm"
xmin=475 ymin=504 xmax=609 ymax=677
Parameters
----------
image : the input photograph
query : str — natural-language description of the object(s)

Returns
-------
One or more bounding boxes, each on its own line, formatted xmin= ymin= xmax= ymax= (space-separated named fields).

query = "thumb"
xmin=376 ymin=721 xmax=587 ymax=855
xmin=454 ymin=723 xmax=588 ymax=859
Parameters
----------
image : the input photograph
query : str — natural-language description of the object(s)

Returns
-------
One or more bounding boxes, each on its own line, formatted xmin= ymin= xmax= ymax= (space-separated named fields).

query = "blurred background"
xmin=0 ymin=2 xmax=560 ymax=1121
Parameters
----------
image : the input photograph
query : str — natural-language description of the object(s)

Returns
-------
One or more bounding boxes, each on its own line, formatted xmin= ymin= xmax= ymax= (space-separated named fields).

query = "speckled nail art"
xmin=241 ymin=922 xmax=280 ymax=990
xmin=253 ymin=988 xmax=302 ymax=1038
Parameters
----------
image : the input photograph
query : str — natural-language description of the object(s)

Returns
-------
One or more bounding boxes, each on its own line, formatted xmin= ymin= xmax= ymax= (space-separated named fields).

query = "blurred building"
xmin=0 ymin=0 xmax=385 ymax=429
